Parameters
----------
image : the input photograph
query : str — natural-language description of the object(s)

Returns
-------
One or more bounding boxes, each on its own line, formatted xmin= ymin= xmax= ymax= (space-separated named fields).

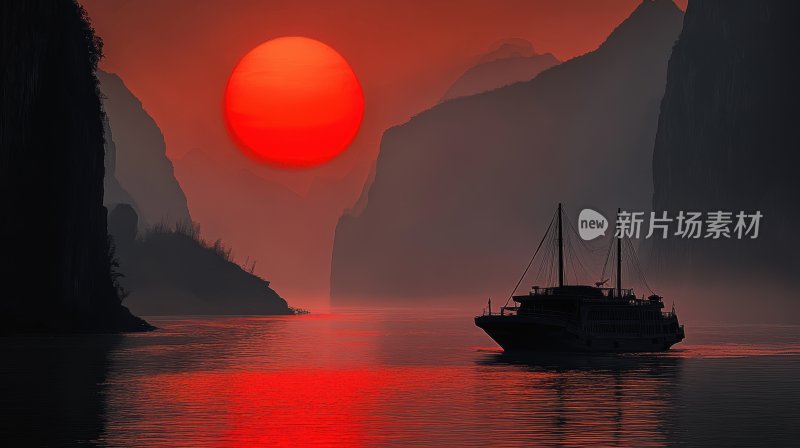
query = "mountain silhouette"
xmin=0 ymin=0 xmax=150 ymax=332
xmin=108 ymin=204 xmax=293 ymax=315
xmin=441 ymin=39 xmax=559 ymax=101
xmin=103 ymin=115 xmax=139 ymax=211
xmin=99 ymin=71 xmax=192 ymax=228
xmin=648 ymin=2 xmax=800 ymax=295
xmin=331 ymin=0 xmax=683 ymax=304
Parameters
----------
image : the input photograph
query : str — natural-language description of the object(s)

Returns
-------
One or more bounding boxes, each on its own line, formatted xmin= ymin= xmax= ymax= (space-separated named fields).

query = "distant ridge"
xmin=441 ymin=39 xmax=559 ymax=101
xmin=331 ymin=0 xmax=684 ymax=304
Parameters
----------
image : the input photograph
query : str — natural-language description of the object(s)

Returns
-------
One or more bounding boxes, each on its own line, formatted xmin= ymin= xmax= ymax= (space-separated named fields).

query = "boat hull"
xmin=475 ymin=314 xmax=683 ymax=353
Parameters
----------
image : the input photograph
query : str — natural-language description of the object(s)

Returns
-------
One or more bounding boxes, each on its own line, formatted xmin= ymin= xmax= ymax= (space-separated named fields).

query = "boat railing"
xmin=528 ymin=287 xmax=621 ymax=297
xmin=481 ymin=307 xmax=573 ymax=319
xmin=524 ymin=287 xmax=641 ymax=300
xmin=482 ymin=306 xmax=519 ymax=316
xmin=499 ymin=306 xmax=519 ymax=316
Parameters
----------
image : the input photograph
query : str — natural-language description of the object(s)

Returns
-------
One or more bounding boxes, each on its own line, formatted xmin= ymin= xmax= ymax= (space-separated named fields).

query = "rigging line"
xmin=634 ymin=245 xmax=654 ymax=293
xmin=626 ymin=238 xmax=655 ymax=294
xmin=532 ymin=217 xmax=551 ymax=284
xmin=504 ymin=212 xmax=556 ymax=307
xmin=627 ymin=242 xmax=646 ymax=296
xmin=544 ymin=230 xmax=555 ymax=289
xmin=562 ymin=208 xmax=602 ymax=282
xmin=568 ymin=238 xmax=580 ymax=285
xmin=611 ymin=246 xmax=617 ymax=291
xmin=565 ymin=220 xmax=576 ymax=284
xmin=533 ymin=229 xmax=553 ymax=285
xmin=560 ymin=216 xmax=569 ymax=283
xmin=566 ymin=226 xmax=591 ymax=282
xmin=600 ymin=233 xmax=615 ymax=283
xmin=610 ymin=236 xmax=619 ymax=290
xmin=622 ymin=239 xmax=637 ymax=293
xmin=532 ymin=235 xmax=547 ymax=284
xmin=564 ymin=209 xmax=606 ymax=253
xmin=560 ymin=208 xmax=576 ymax=284
xmin=622 ymin=238 xmax=647 ymax=296
xmin=622 ymin=240 xmax=635 ymax=292
xmin=563 ymin=226 xmax=579 ymax=284
xmin=564 ymin=232 xmax=572 ymax=284
xmin=534 ymin=219 xmax=557 ymax=286
xmin=546 ymin=235 xmax=556 ymax=284
xmin=631 ymin=243 xmax=653 ymax=284
xmin=575 ymin=250 xmax=590 ymax=282
xmin=547 ymin=221 xmax=558 ymax=288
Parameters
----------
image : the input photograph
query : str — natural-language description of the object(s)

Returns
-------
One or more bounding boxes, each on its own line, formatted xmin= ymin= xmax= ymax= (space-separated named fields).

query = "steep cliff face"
xmin=102 ymin=116 xmax=138 ymax=210
xmin=0 ymin=0 xmax=150 ymax=332
xmin=441 ymin=40 xmax=559 ymax=101
xmin=650 ymin=1 xmax=800 ymax=282
xmin=98 ymin=71 xmax=191 ymax=228
xmin=108 ymin=205 xmax=293 ymax=315
xmin=331 ymin=0 xmax=683 ymax=304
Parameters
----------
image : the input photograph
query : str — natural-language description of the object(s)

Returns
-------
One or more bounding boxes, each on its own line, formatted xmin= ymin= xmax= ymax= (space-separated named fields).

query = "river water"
xmin=2 ymin=310 xmax=799 ymax=446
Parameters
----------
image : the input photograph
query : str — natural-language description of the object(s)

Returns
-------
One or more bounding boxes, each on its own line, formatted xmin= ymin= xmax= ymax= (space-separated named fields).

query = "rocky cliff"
xmin=0 ymin=0 xmax=150 ymax=332
xmin=649 ymin=1 xmax=800 ymax=284
xmin=331 ymin=0 xmax=683 ymax=304
xmin=108 ymin=205 xmax=293 ymax=315
xmin=98 ymin=71 xmax=191 ymax=228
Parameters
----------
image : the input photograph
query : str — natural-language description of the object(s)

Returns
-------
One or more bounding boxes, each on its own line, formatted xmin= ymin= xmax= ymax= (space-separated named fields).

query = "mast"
xmin=616 ymin=207 xmax=622 ymax=297
xmin=558 ymin=203 xmax=564 ymax=287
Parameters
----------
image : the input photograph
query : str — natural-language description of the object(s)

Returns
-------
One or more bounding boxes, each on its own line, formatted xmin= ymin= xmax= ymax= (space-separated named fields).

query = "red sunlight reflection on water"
xmin=104 ymin=364 xmax=677 ymax=447
xmin=97 ymin=315 xmax=800 ymax=447
xmin=106 ymin=368 xmax=453 ymax=447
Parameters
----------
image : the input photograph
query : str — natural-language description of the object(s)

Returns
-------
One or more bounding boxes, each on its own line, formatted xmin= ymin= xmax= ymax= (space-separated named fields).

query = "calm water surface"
xmin=2 ymin=310 xmax=800 ymax=447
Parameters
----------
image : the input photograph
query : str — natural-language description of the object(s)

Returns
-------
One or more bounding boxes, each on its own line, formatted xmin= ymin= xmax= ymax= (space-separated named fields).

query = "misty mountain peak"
xmin=441 ymin=38 xmax=559 ymax=101
xmin=478 ymin=38 xmax=539 ymax=63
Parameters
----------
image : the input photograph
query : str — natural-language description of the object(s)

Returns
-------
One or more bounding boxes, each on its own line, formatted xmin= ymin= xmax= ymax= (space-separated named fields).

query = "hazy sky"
xmin=80 ymin=0 xmax=687 ymax=307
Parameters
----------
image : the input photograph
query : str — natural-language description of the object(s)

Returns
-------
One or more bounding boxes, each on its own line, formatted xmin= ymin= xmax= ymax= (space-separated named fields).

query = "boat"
xmin=474 ymin=203 xmax=685 ymax=353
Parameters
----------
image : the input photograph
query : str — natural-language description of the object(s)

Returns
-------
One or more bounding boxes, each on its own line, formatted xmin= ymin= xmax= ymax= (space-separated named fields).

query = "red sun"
xmin=224 ymin=37 xmax=364 ymax=168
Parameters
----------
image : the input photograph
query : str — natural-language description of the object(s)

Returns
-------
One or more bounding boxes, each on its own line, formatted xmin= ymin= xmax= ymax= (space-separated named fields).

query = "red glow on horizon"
xmin=223 ymin=36 xmax=364 ymax=168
